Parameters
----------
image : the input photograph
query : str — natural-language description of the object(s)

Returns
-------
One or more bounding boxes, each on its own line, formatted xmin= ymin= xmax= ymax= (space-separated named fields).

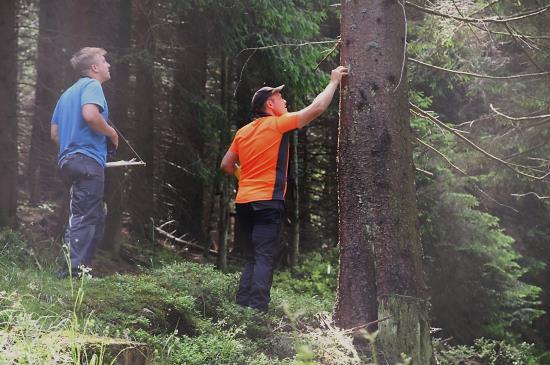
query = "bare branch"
xmin=490 ymin=104 xmax=550 ymax=121
xmin=416 ymin=167 xmax=434 ymax=176
xmin=342 ymin=316 xmax=392 ymax=335
xmin=511 ymin=192 xmax=550 ymax=199
xmin=314 ymin=39 xmax=341 ymax=70
xmin=415 ymin=137 xmax=519 ymax=213
xmin=471 ymin=26 xmax=550 ymax=40
xmin=405 ymin=2 xmax=550 ymax=24
xmin=410 ymin=104 xmax=550 ymax=181
xmin=238 ymin=40 xmax=339 ymax=56
xmin=155 ymin=225 xmax=217 ymax=254
xmin=416 ymin=137 xmax=467 ymax=175
xmin=488 ymin=2 xmax=545 ymax=72
xmin=409 ymin=58 xmax=550 ymax=80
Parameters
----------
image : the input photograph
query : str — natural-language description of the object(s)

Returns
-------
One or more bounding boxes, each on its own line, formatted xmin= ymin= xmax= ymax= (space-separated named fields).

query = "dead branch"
xmin=342 ymin=316 xmax=392 ymax=335
xmin=409 ymin=57 xmax=550 ymax=79
xmin=415 ymin=136 xmax=519 ymax=213
xmin=155 ymin=225 xmax=217 ymax=254
xmin=410 ymin=103 xmax=550 ymax=181
xmin=490 ymin=104 xmax=550 ymax=121
xmin=511 ymin=192 xmax=550 ymax=199
xmin=488 ymin=2 xmax=545 ymax=72
xmin=405 ymin=2 xmax=550 ymax=24
xmin=415 ymin=137 xmax=467 ymax=175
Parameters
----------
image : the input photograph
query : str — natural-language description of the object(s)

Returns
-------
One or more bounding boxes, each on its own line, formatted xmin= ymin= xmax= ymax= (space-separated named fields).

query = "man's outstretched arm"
xmin=290 ymin=66 xmax=348 ymax=128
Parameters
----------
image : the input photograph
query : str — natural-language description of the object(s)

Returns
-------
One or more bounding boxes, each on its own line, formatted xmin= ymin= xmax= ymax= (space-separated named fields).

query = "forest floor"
xmin=2 ymin=202 xmax=538 ymax=364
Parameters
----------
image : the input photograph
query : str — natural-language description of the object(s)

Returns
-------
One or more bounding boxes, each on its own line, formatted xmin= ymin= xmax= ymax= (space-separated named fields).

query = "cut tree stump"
xmin=377 ymin=294 xmax=432 ymax=365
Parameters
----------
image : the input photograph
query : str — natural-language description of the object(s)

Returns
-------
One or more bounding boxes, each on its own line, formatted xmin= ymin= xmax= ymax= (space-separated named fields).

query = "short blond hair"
xmin=70 ymin=47 xmax=107 ymax=76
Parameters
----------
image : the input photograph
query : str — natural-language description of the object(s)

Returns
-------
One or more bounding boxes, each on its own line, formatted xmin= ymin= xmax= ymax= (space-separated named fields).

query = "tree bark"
xmin=290 ymin=131 xmax=300 ymax=268
xmin=100 ymin=0 xmax=132 ymax=253
xmin=167 ymin=6 xmax=208 ymax=243
xmin=216 ymin=55 xmax=231 ymax=271
xmin=128 ymin=0 xmax=155 ymax=238
xmin=334 ymin=0 xmax=432 ymax=363
xmin=27 ymin=0 xmax=66 ymax=204
xmin=0 ymin=0 xmax=18 ymax=228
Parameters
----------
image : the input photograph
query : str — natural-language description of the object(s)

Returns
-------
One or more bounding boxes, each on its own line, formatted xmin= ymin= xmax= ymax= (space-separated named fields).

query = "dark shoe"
xmin=56 ymin=267 xmax=79 ymax=279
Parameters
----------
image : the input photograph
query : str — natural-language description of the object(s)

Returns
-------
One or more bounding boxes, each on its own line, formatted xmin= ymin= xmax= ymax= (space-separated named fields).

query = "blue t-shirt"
xmin=52 ymin=77 xmax=109 ymax=167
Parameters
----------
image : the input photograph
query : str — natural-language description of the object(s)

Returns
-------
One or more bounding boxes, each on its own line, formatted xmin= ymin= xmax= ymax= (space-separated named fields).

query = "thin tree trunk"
xmin=290 ymin=131 xmax=300 ymax=268
xmin=217 ymin=55 xmax=230 ymax=271
xmin=167 ymin=6 xmax=208 ymax=243
xmin=27 ymin=0 xmax=65 ymax=204
xmin=101 ymin=0 xmax=132 ymax=253
xmin=128 ymin=0 xmax=155 ymax=238
xmin=0 ymin=0 xmax=18 ymax=228
xmin=335 ymin=0 xmax=432 ymax=363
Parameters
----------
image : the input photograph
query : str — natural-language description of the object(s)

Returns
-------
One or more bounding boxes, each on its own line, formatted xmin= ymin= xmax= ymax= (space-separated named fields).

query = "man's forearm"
xmin=296 ymin=80 xmax=339 ymax=128
xmin=85 ymin=114 xmax=116 ymax=138
xmin=311 ymin=80 xmax=339 ymax=112
xmin=82 ymin=104 xmax=116 ymax=138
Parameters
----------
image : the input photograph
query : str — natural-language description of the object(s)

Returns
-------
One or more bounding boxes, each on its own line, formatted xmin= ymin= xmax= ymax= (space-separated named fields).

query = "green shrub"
xmin=435 ymin=338 xmax=542 ymax=365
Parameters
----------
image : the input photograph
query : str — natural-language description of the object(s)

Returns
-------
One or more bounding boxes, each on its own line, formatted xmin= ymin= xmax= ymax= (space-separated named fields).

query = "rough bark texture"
xmin=378 ymin=295 xmax=432 ymax=364
xmin=0 ymin=0 xmax=18 ymax=228
xmin=290 ymin=131 xmax=300 ymax=267
xmin=334 ymin=0 xmax=431 ymax=363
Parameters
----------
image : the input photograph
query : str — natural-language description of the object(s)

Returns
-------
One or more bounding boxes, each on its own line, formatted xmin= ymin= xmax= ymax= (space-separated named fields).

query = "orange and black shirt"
xmin=228 ymin=113 xmax=299 ymax=204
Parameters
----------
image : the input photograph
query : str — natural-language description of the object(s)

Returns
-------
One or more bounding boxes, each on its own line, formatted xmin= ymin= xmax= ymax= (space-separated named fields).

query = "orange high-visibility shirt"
xmin=228 ymin=114 xmax=299 ymax=203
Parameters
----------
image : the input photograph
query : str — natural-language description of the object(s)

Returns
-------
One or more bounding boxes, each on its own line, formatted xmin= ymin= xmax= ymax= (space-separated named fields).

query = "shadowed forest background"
xmin=0 ymin=0 xmax=549 ymax=364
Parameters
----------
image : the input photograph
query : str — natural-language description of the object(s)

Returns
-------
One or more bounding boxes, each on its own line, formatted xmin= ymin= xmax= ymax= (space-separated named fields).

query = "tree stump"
xmin=377 ymin=294 xmax=432 ymax=365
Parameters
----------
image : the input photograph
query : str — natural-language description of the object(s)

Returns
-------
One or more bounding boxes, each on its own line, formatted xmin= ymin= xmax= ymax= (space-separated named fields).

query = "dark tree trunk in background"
xmin=334 ymin=0 xmax=432 ymax=363
xmin=168 ymin=7 xmax=208 ymax=243
xmin=101 ymin=0 xmax=132 ymax=252
xmin=0 ymin=0 xmax=18 ymax=228
xmin=216 ymin=55 xmax=231 ymax=271
xmin=128 ymin=0 xmax=156 ymax=239
xmin=290 ymin=131 xmax=300 ymax=267
xmin=27 ymin=0 xmax=65 ymax=204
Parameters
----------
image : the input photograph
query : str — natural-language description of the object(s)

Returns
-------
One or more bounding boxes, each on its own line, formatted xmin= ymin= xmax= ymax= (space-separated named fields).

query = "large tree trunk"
xmin=128 ymin=0 xmax=155 ymax=238
xmin=334 ymin=0 xmax=432 ymax=363
xmin=0 ymin=0 xmax=18 ymax=228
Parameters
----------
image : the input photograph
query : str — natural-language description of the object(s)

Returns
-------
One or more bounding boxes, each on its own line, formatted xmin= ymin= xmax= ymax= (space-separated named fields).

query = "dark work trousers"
xmin=59 ymin=153 xmax=105 ymax=269
xmin=235 ymin=200 xmax=284 ymax=312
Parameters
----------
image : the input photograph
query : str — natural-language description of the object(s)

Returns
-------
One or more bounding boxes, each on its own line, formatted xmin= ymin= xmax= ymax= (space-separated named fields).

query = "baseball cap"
xmin=251 ymin=85 xmax=285 ymax=113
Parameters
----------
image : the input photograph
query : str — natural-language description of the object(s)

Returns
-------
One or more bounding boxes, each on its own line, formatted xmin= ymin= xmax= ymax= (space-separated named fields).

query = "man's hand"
xmin=331 ymin=66 xmax=349 ymax=84
xmin=108 ymin=127 xmax=119 ymax=149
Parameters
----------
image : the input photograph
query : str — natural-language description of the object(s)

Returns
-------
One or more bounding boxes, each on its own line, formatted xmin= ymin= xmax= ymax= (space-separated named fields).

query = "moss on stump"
xmin=377 ymin=294 xmax=432 ymax=365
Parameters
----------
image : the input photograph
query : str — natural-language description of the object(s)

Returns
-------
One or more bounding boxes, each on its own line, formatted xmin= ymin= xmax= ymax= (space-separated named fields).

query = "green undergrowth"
xmin=1 ymin=228 xmax=545 ymax=364
xmin=0 ymin=229 xmax=346 ymax=364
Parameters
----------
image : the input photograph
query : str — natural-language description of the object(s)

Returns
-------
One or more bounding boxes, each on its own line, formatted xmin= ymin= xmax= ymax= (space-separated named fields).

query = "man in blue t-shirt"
xmin=51 ymin=47 xmax=118 ymax=278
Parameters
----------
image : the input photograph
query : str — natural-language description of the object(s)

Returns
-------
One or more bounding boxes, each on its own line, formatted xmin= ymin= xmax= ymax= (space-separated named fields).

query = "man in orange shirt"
xmin=221 ymin=66 xmax=348 ymax=312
